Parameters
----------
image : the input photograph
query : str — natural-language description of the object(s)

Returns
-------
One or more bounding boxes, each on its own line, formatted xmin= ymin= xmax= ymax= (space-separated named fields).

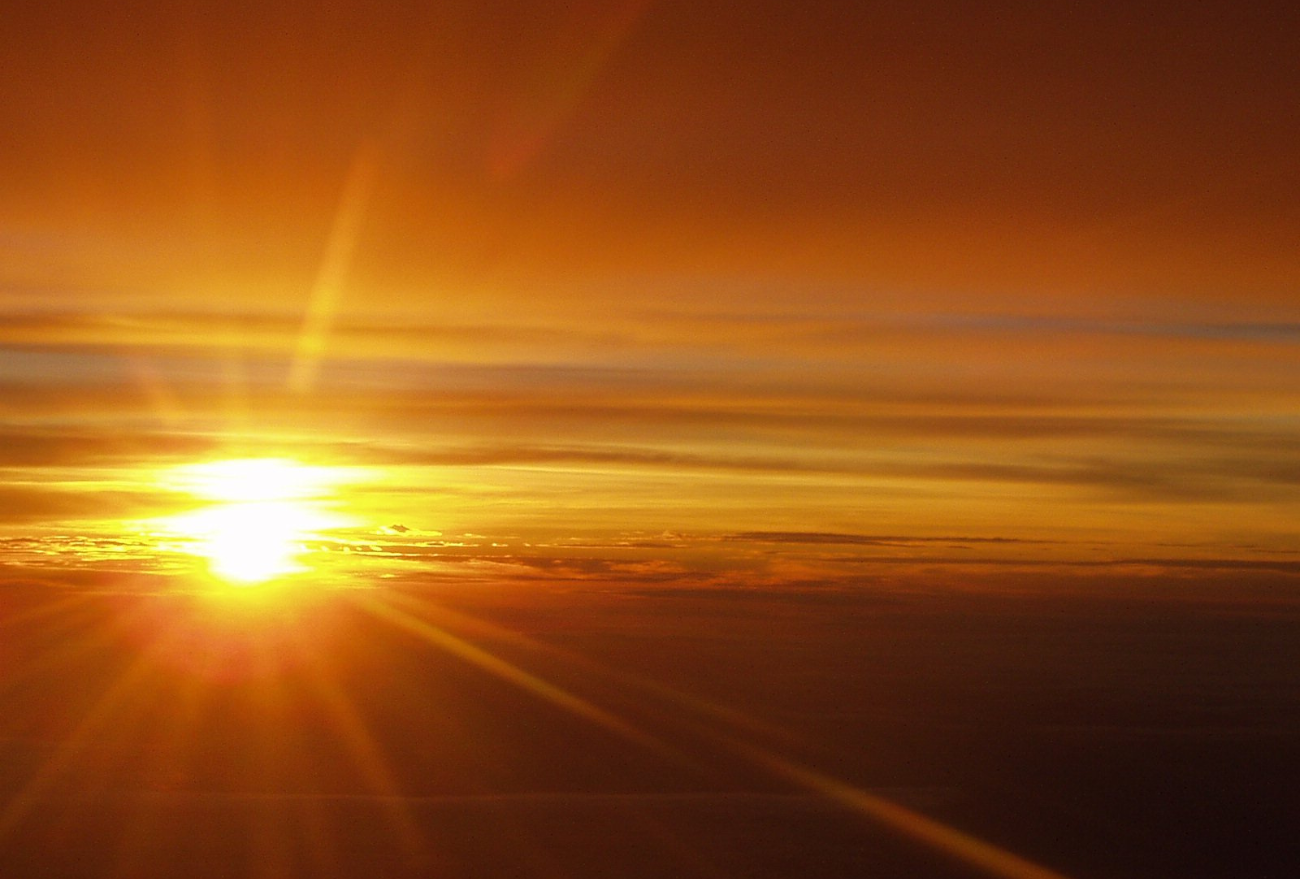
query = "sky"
xmin=2 ymin=0 xmax=1299 ymax=591
xmin=5 ymin=6 xmax=1300 ymax=879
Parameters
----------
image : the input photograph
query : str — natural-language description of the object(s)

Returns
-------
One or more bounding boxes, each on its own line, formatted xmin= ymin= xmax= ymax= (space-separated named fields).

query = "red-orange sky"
xmin=5 ymin=10 xmax=1300 ymax=879
xmin=2 ymin=0 xmax=1299 ymax=588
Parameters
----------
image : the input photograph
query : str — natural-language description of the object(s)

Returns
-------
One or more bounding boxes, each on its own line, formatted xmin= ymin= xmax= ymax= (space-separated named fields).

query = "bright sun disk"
xmin=159 ymin=458 xmax=358 ymax=586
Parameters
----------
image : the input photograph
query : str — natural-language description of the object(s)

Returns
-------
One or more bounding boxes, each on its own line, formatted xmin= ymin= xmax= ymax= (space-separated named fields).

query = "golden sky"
xmin=3 ymin=0 xmax=1299 ymax=591
xmin=4 ymin=10 xmax=1300 ymax=878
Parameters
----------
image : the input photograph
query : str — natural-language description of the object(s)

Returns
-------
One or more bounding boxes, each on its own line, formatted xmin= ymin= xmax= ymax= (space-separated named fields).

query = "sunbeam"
xmin=0 ymin=653 xmax=157 ymax=836
xmin=351 ymin=591 xmax=1079 ymax=879
xmin=348 ymin=592 xmax=678 ymax=761
xmin=293 ymin=646 xmax=427 ymax=860
xmin=289 ymin=145 xmax=378 ymax=395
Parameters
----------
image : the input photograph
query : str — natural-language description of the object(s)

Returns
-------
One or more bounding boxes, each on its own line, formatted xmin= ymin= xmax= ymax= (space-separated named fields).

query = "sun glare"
xmin=159 ymin=458 xmax=358 ymax=587
xmin=165 ymin=458 xmax=347 ymax=503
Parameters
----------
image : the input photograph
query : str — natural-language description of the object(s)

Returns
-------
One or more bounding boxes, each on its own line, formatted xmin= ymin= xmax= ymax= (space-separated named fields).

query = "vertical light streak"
xmin=289 ymin=145 xmax=377 ymax=394
xmin=294 ymin=651 xmax=427 ymax=859
xmin=488 ymin=0 xmax=654 ymax=178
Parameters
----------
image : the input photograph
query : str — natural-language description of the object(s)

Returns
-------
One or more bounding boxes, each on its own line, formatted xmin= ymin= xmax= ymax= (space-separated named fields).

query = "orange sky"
xmin=2 ymin=0 xmax=1299 ymax=590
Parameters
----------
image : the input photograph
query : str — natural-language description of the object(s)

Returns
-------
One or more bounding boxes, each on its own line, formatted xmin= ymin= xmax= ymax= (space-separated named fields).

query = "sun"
xmin=159 ymin=458 xmax=357 ymax=587
xmin=173 ymin=500 xmax=323 ymax=584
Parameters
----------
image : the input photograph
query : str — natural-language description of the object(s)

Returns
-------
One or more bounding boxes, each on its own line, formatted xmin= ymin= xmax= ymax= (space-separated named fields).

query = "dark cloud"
xmin=816 ymin=553 xmax=1300 ymax=578
xmin=1113 ymin=557 xmax=1300 ymax=575
xmin=0 ymin=486 xmax=190 ymax=524
xmin=881 ymin=457 xmax=1300 ymax=503
xmin=0 ymin=310 xmax=637 ymax=364
xmin=339 ymin=438 xmax=1300 ymax=504
xmin=724 ymin=532 xmax=1051 ymax=547
xmin=343 ymin=442 xmax=806 ymax=474
xmin=0 ymin=426 xmax=218 ymax=468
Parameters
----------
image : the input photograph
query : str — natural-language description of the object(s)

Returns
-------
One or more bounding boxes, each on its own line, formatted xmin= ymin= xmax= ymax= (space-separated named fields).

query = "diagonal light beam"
xmin=376 ymin=591 xmax=1077 ymax=879
xmin=735 ymin=742 xmax=1075 ymax=879
xmin=349 ymin=592 xmax=679 ymax=761
xmin=288 ymin=144 xmax=377 ymax=394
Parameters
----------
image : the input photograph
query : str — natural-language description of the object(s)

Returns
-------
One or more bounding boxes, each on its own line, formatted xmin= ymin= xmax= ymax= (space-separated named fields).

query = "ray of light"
xmin=289 ymin=144 xmax=378 ymax=394
xmin=379 ymin=589 xmax=802 ymax=750
xmin=737 ymin=745 xmax=1075 ymax=879
xmin=489 ymin=0 xmax=654 ymax=179
xmin=0 ymin=591 xmax=96 ymax=641
xmin=105 ymin=664 xmax=211 ymax=875
xmin=348 ymin=592 xmax=679 ymax=761
xmin=292 ymin=642 xmax=427 ymax=860
xmin=243 ymin=633 xmax=348 ymax=878
xmin=0 ymin=601 xmax=145 ymax=712
xmin=0 ymin=652 xmax=157 ymax=837
xmin=248 ymin=797 xmax=295 ymax=879
xmin=375 ymin=591 xmax=1077 ymax=879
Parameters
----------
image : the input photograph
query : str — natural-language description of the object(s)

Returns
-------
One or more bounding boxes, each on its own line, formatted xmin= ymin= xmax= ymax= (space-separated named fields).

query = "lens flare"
xmin=158 ymin=458 xmax=359 ymax=586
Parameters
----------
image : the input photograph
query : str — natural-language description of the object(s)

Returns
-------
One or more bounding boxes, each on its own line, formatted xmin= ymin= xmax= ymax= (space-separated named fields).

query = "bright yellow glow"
xmin=164 ymin=458 xmax=351 ymax=503
xmin=170 ymin=501 xmax=323 ymax=584
xmin=159 ymin=458 xmax=359 ymax=586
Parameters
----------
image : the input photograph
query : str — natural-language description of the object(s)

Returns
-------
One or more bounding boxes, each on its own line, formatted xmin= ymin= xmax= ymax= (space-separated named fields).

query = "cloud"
xmin=0 ymin=309 xmax=644 ymax=363
xmin=337 ymin=438 xmax=1300 ymax=505
xmin=0 ymin=487 xmax=190 ymax=524
xmin=808 ymin=553 xmax=1300 ymax=578
xmin=1111 ymin=557 xmax=1300 ymax=575
xmin=724 ymin=531 xmax=1052 ymax=547
xmin=0 ymin=426 xmax=218 ymax=468
xmin=342 ymin=441 xmax=807 ymax=474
